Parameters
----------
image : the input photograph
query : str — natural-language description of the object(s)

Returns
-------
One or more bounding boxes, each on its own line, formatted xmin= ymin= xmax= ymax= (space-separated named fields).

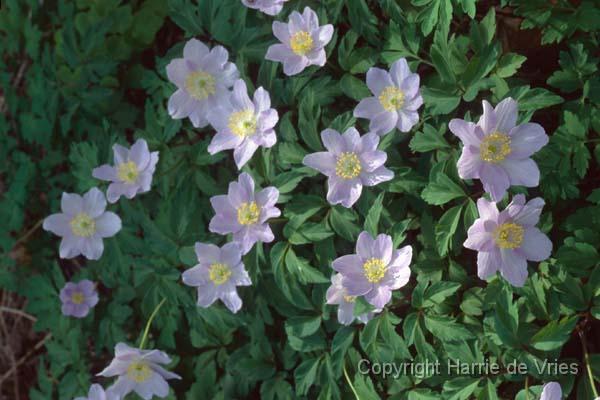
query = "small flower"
xmin=449 ymin=98 xmax=549 ymax=201
xmin=74 ymin=384 xmax=118 ymax=400
xmin=166 ymin=38 xmax=239 ymax=128
xmin=182 ymin=242 xmax=252 ymax=313
xmin=43 ymin=188 xmax=121 ymax=260
xmin=326 ymin=274 xmax=381 ymax=325
xmin=242 ymin=0 xmax=289 ymax=15
xmin=464 ymin=194 xmax=553 ymax=287
xmin=354 ymin=58 xmax=423 ymax=136
xmin=332 ymin=231 xmax=412 ymax=309
xmin=59 ymin=280 xmax=98 ymax=318
xmin=98 ymin=343 xmax=181 ymax=400
xmin=209 ymin=173 xmax=280 ymax=254
xmin=303 ymin=127 xmax=393 ymax=208
xmin=540 ymin=382 xmax=562 ymax=400
xmin=207 ymin=79 xmax=278 ymax=168
xmin=265 ymin=6 xmax=333 ymax=76
xmin=92 ymin=139 xmax=159 ymax=203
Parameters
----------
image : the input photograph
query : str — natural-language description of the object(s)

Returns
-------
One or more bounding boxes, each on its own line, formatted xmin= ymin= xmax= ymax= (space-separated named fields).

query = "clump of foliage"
xmin=1 ymin=0 xmax=599 ymax=399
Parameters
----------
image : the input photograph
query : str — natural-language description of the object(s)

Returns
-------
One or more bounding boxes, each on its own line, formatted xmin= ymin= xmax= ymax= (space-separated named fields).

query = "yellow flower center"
xmin=495 ymin=223 xmax=524 ymax=249
xmin=363 ymin=258 xmax=387 ymax=283
xmin=185 ymin=70 xmax=216 ymax=100
xmin=335 ymin=152 xmax=362 ymax=179
xmin=127 ymin=361 xmax=152 ymax=383
xmin=208 ymin=263 xmax=232 ymax=285
xmin=71 ymin=292 xmax=85 ymax=305
xmin=290 ymin=31 xmax=313 ymax=56
xmin=228 ymin=110 xmax=257 ymax=137
xmin=480 ymin=132 xmax=511 ymax=163
xmin=70 ymin=213 xmax=96 ymax=237
xmin=117 ymin=161 xmax=139 ymax=184
xmin=378 ymin=86 xmax=405 ymax=112
xmin=237 ymin=202 xmax=260 ymax=225
xmin=343 ymin=295 xmax=356 ymax=303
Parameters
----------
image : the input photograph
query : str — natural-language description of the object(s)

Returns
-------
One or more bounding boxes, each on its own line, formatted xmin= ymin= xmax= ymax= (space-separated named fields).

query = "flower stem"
xmin=343 ymin=364 xmax=360 ymax=400
xmin=525 ymin=375 xmax=529 ymax=400
xmin=12 ymin=219 xmax=43 ymax=248
xmin=579 ymin=329 xmax=599 ymax=398
xmin=139 ymin=298 xmax=166 ymax=350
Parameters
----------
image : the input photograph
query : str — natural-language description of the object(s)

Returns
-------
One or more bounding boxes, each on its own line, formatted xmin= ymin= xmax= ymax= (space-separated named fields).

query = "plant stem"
xmin=343 ymin=364 xmax=360 ymax=400
xmin=12 ymin=219 xmax=43 ymax=248
xmin=139 ymin=298 xmax=166 ymax=350
xmin=525 ymin=375 xmax=529 ymax=400
xmin=579 ymin=329 xmax=599 ymax=398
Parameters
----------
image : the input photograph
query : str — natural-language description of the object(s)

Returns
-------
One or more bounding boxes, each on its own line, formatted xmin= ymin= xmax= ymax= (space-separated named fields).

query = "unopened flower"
xmin=92 ymin=139 xmax=159 ymax=203
xmin=449 ymin=98 xmax=549 ymax=201
xmin=166 ymin=38 xmax=239 ymax=128
xmin=464 ymin=194 xmax=552 ymax=287
xmin=98 ymin=343 xmax=181 ymax=400
xmin=540 ymin=382 xmax=561 ymax=400
xmin=74 ymin=384 xmax=117 ymax=400
xmin=209 ymin=173 xmax=280 ymax=254
xmin=326 ymin=274 xmax=380 ymax=325
xmin=59 ymin=280 xmax=98 ymax=318
xmin=182 ymin=242 xmax=252 ymax=313
xmin=43 ymin=188 xmax=121 ymax=260
xmin=303 ymin=127 xmax=393 ymax=208
xmin=354 ymin=58 xmax=423 ymax=136
xmin=332 ymin=232 xmax=412 ymax=309
xmin=207 ymin=79 xmax=278 ymax=168
xmin=265 ymin=6 xmax=333 ymax=76
xmin=242 ymin=0 xmax=288 ymax=15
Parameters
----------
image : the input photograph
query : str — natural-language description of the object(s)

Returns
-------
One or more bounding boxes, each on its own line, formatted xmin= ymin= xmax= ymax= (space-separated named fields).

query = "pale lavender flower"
xmin=354 ymin=58 xmax=423 ymax=136
xmin=326 ymin=274 xmax=381 ymax=325
xmin=92 ymin=139 xmax=159 ymax=203
xmin=464 ymin=194 xmax=552 ymax=287
xmin=74 ymin=384 xmax=118 ymax=400
xmin=332 ymin=232 xmax=412 ymax=309
xmin=242 ymin=0 xmax=289 ymax=15
xmin=540 ymin=382 xmax=562 ymax=400
xmin=265 ymin=6 xmax=333 ymax=76
xmin=209 ymin=173 xmax=280 ymax=254
xmin=449 ymin=98 xmax=549 ymax=201
xmin=207 ymin=79 xmax=278 ymax=168
xmin=166 ymin=38 xmax=239 ymax=128
xmin=43 ymin=188 xmax=121 ymax=260
xmin=59 ymin=280 xmax=98 ymax=318
xmin=98 ymin=343 xmax=181 ymax=400
xmin=182 ymin=242 xmax=252 ymax=313
xmin=302 ymin=127 xmax=393 ymax=208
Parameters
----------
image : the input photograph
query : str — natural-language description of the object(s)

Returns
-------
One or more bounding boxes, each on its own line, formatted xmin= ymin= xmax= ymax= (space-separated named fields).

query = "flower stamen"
xmin=335 ymin=152 xmax=362 ymax=179
xmin=70 ymin=213 xmax=96 ymax=237
xmin=378 ymin=86 xmax=405 ymax=112
xmin=117 ymin=161 xmax=139 ymax=184
xmin=185 ymin=70 xmax=216 ymax=100
xmin=363 ymin=258 xmax=386 ymax=283
xmin=71 ymin=292 xmax=85 ymax=305
xmin=480 ymin=132 xmax=511 ymax=163
xmin=290 ymin=31 xmax=313 ymax=56
xmin=228 ymin=110 xmax=257 ymax=137
xmin=127 ymin=361 xmax=152 ymax=383
xmin=208 ymin=263 xmax=232 ymax=285
xmin=495 ymin=222 xmax=524 ymax=249
xmin=237 ymin=202 xmax=260 ymax=225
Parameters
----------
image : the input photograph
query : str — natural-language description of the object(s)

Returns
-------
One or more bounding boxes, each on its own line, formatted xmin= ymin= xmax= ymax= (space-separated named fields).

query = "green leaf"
xmin=423 ymin=315 xmax=474 ymax=341
xmin=435 ymin=204 xmax=463 ymax=257
xmin=410 ymin=124 xmax=451 ymax=152
xmin=530 ymin=316 xmax=578 ymax=351
xmin=421 ymin=173 xmax=466 ymax=205
xmin=285 ymin=316 xmax=322 ymax=338
xmin=496 ymin=53 xmax=527 ymax=78
xmin=364 ymin=192 xmax=384 ymax=236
